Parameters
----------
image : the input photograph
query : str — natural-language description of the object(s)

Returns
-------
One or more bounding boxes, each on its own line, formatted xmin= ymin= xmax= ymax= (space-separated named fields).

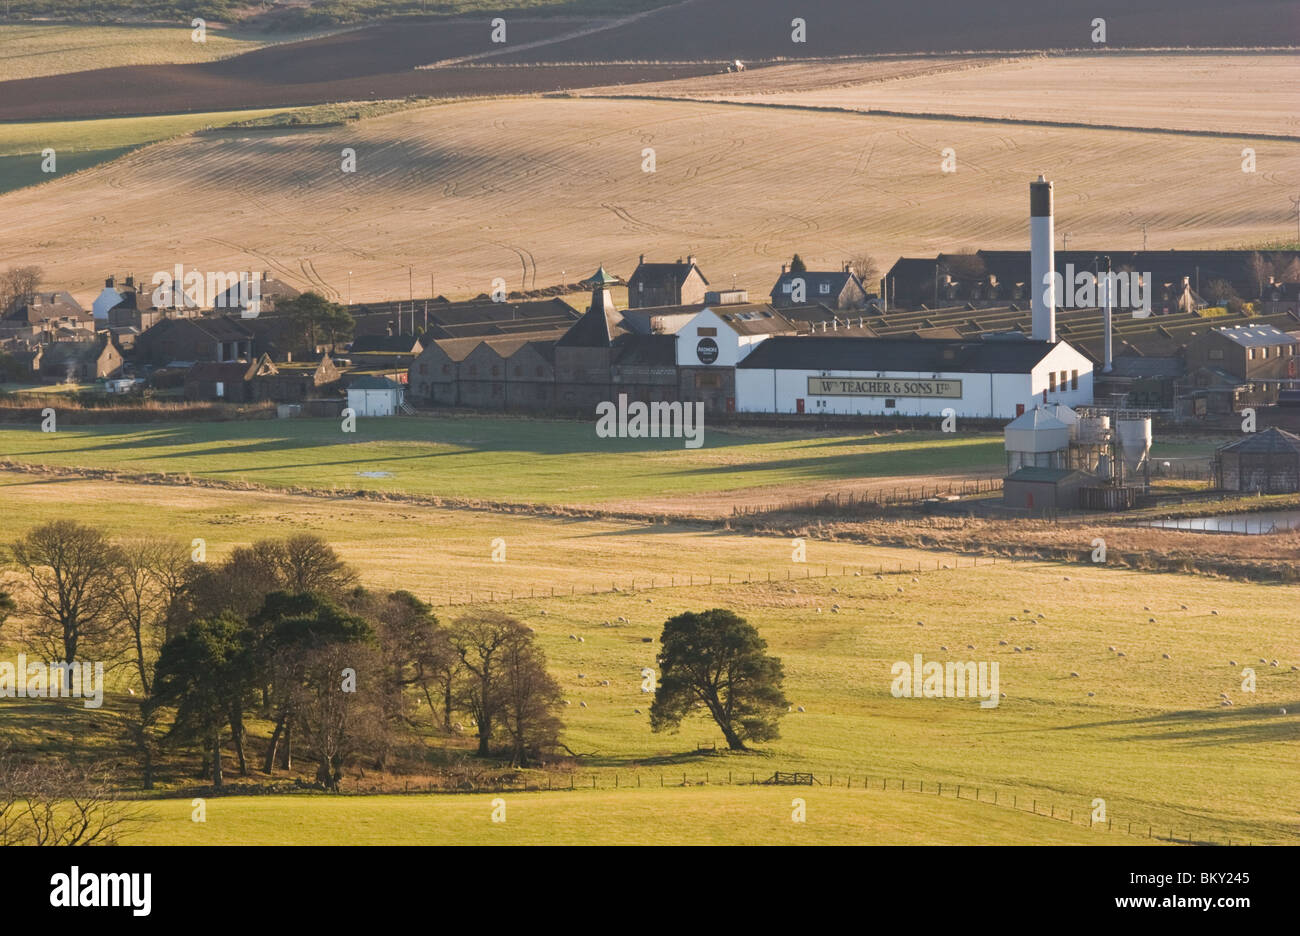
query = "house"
xmin=347 ymin=375 xmax=405 ymax=417
xmin=770 ymin=264 xmax=869 ymax=311
xmin=626 ymin=255 xmax=708 ymax=309
xmin=674 ymin=305 xmax=799 ymax=413
xmin=134 ymin=316 xmax=255 ymax=367
xmin=38 ymin=336 xmax=124 ymax=383
xmin=3 ymin=291 xmax=92 ymax=332
xmin=210 ymin=272 xmax=300 ymax=317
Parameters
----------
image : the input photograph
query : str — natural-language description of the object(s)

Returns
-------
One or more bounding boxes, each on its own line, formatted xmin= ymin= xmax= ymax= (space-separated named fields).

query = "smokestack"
xmin=1030 ymin=175 xmax=1055 ymax=342
xmin=1101 ymin=254 xmax=1113 ymax=373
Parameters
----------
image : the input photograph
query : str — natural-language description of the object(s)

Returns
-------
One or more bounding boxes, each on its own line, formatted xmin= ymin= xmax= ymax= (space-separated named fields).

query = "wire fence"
xmin=432 ymin=555 xmax=991 ymax=607
xmin=375 ymin=769 xmax=1250 ymax=846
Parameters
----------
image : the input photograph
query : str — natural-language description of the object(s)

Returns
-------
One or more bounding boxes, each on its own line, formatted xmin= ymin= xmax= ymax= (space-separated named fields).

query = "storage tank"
xmin=1005 ymin=406 xmax=1070 ymax=470
xmin=1116 ymin=417 xmax=1152 ymax=475
xmin=1047 ymin=403 xmax=1078 ymax=440
xmin=1076 ymin=414 xmax=1110 ymax=445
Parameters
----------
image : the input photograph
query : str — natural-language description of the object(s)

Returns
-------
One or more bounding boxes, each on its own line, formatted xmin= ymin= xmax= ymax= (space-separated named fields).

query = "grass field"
xmin=0 ymin=418 xmax=1006 ymax=507
xmin=1 ymin=468 xmax=1297 ymax=845
xmin=0 ymin=23 xmax=335 ymax=80
xmin=0 ymin=107 xmax=309 ymax=195
xmin=122 ymin=788 xmax=1151 ymax=845
xmin=1 ymin=94 xmax=1293 ymax=305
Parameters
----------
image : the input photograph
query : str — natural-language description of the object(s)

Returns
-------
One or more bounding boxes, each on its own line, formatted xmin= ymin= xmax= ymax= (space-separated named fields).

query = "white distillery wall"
xmin=736 ymin=348 xmax=1093 ymax=417
xmin=347 ymin=388 xmax=403 ymax=417
xmin=674 ymin=307 xmax=775 ymax=368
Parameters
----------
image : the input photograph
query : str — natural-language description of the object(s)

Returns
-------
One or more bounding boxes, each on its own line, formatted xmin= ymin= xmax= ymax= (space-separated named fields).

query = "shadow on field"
xmin=1056 ymin=701 xmax=1300 ymax=745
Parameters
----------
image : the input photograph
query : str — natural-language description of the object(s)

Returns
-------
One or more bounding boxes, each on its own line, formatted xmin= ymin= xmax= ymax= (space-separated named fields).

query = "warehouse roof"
xmin=736 ymin=335 xmax=1063 ymax=373
xmin=1211 ymin=324 xmax=1298 ymax=348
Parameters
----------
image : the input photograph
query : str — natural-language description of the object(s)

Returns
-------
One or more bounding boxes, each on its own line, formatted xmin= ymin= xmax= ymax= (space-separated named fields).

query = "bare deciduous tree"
xmin=0 ymin=265 xmax=41 ymax=315
xmin=0 ymin=746 xmax=146 ymax=846
xmin=10 ymin=521 xmax=122 ymax=690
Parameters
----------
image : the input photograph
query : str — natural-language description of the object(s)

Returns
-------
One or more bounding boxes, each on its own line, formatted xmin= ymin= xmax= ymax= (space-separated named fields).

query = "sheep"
xmin=816 ymin=607 xmax=822 ymax=613
xmin=831 ymin=587 xmax=839 ymax=594
xmin=792 ymin=587 xmax=799 ymax=593
xmin=540 ymin=610 xmax=548 ymax=615
xmin=897 ymin=587 xmax=904 ymax=593
xmin=912 ymin=577 xmax=919 ymax=583
xmin=1221 ymin=699 xmax=1233 ymax=706
xmin=917 ymin=620 xmax=924 ymax=627
xmin=1211 ymin=610 xmax=1218 ymax=615
xmin=831 ymin=607 xmax=840 ymax=614
xmin=797 ymin=705 xmax=806 ymax=713
xmin=569 ymin=634 xmax=577 ymax=640
xmin=1148 ymin=617 xmax=1156 ymax=624
xmin=1229 ymin=660 xmax=1237 ymax=666
xmin=562 ymin=700 xmax=571 ymax=706
xmin=1260 ymin=658 xmax=1268 ymax=664
xmin=579 ymin=701 xmax=588 ymax=708
xmin=578 ymin=673 xmax=586 ymax=679
xmin=966 ymin=644 xmax=975 ymax=650
xmin=999 ymin=640 xmax=1009 ymax=646
xmin=1281 ymin=708 xmax=1288 ymax=715
xmin=1179 ymin=604 xmax=1188 ymax=610
xmin=1013 ymin=647 xmax=1022 ymax=653
xmin=618 ymin=616 xmax=628 ymax=624
xmin=1000 ymin=692 xmax=1006 ymax=699
xmin=600 ymin=680 xmax=610 ymax=686
xmin=1023 ymin=609 xmax=1032 ymax=614
xmin=1087 ymin=692 xmax=1095 ymax=697
xmin=1037 ymin=614 xmax=1045 ymax=620
xmin=1107 ymin=646 xmax=1117 ymax=652
xmin=1162 ymin=653 xmax=1171 ymax=660
xmin=832 ymin=603 xmax=840 ymax=611
xmin=854 ymin=571 xmax=862 ymax=577
xmin=1271 ymin=660 xmax=1279 ymax=667
xmin=1063 ymin=576 xmax=1070 ymax=581
xmin=1116 ymin=652 xmax=1126 ymax=658
xmin=1069 ymin=671 xmax=1079 ymax=678
xmin=1292 ymin=665 xmax=1299 ymax=672
xmin=940 ymin=645 xmax=949 ymax=652
xmin=1023 ymin=646 xmax=1033 ymax=651
xmin=1009 ymin=616 xmax=1017 ymax=621
xmin=453 ymin=722 xmax=463 ymax=731
xmin=526 ymin=626 xmax=536 ymax=633
xmin=634 ymin=708 xmax=641 ymax=715
xmin=646 ymin=598 xmax=653 ymax=604
xmin=578 ymin=636 xmax=585 ymax=643
xmin=1143 ymin=606 xmax=1150 ymax=611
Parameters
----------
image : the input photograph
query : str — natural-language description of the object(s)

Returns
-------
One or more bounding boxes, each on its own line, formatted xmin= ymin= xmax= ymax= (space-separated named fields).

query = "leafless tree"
xmin=275 ymin=533 xmax=357 ymax=595
xmin=10 ymin=521 xmax=123 ymax=690
xmin=497 ymin=629 xmax=562 ymax=767
xmin=0 ymin=265 xmax=41 ymax=315
xmin=0 ymin=747 xmax=146 ymax=846
xmin=847 ymin=253 xmax=882 ymax=292
xmin=291 ymin=642 xmax=385 ymax=791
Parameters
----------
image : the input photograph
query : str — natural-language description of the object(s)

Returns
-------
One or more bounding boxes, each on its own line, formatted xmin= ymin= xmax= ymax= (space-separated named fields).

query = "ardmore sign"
xmin=807 ymin=376 xmax=963 ymax=398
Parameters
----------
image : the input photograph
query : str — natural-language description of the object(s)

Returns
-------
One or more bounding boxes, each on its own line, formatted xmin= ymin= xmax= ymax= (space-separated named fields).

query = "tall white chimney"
xmin=1101 ymin=254 xmax=1113 ymax=372
xmin=1030 ymin=175 xmax=1055 ymax=342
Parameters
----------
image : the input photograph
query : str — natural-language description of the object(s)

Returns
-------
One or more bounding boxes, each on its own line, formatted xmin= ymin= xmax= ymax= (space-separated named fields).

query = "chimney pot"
xmin=687 ymin=255 xmax=696 ymax=266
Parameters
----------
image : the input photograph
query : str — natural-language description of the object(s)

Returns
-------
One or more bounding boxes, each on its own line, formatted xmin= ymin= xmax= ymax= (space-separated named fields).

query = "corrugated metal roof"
xmin=1212 ymin=324 xmax=1298 ymax=347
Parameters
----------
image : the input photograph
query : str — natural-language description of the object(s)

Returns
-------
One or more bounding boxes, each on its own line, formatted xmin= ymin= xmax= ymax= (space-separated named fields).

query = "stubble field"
xmin=0 ymin=93 xmax=1293 ymax=304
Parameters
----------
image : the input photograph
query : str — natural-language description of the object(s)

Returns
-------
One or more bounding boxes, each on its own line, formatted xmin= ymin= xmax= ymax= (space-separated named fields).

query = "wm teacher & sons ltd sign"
xmin=807 ymin=377 xmax=963 ymax=398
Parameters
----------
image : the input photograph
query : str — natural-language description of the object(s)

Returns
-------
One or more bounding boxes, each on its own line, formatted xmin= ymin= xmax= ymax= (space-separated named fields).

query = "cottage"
xmin=626 ymin=255 xmax=708 ymax=309
xmin=39 ymin=336 xmax=123 ymax=383
xmin=770 ymin=264 xmax=869 ymax=311
xmin=135 ymin=316 xmax=255 ymax=367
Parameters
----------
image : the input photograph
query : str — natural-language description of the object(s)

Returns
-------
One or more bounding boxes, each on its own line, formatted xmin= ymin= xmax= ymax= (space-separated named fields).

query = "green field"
xmin=0 ymin=418 xmax=1006 ymax=505
xmin=1 ymin=473 xmax=1296 ymax=845
xmin=124 ymin=788 xmax=1153 ymax=845
xmin=0 ymin=108 xmax=305 ymax=195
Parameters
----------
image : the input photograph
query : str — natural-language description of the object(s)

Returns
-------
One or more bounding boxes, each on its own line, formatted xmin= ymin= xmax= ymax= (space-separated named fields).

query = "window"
xmin=1060 ymin=371 xmax=1067 ymax=389
xmin=1248 ymin=348 xmax=1255 ymax=360
xmin=1259 ymin=347 xmax=1268 ymax=360
xmin=491 ymin=365 xmax=500 ymax=377
xmin=1049 ymin=372 xmax=1057 ymax=392
xmin=884 ymin=398 xmax=896 ymax=408
xmin=697 ymin=327 xmax=717 ymax=337
xmin=1071 ymin=369 xmax=1079 ymax=390
xmin=819 ymin=283 xmax=831 ymax=294
xmin=782 ymin=283 xmax=793 ymax=293
xmin=696 ymin=373 xmax=721 ymax=389
xmin=468 ymin=365 xmax=478 ymax=376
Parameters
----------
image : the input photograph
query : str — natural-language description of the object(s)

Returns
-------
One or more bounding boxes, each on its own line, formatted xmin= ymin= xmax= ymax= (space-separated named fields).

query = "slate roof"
xmin=349 ymin=334 xmax=423 ymax=353
xmin=1106 ymin=356 xmax=1185 ymax=379
xmin=770 ymin=270 xmax=862 ymax=301
xmin=613 ymin=333 xmax=677 ymax=367
xmin=628 ymin=259 xmax=707 ymax=291
xmin=1211 ymin=324 xmax=1298 ymax=348
xmin=736 ymin=335 xmax=1061 ymax=373
xmin=1217 ymin=427 xmax=1300 ymax=456
xmin=349 ymin=375 xmax=403 ymax=390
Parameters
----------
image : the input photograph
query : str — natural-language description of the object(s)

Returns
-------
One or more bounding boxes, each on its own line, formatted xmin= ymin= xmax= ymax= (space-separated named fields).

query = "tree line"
xmin=1 ymin=521 xmax=564 ymax=791
xmin=1 ymin=521 xmax=793 ymax=794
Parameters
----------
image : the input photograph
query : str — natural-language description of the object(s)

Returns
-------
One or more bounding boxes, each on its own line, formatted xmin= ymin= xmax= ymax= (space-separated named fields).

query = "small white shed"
xmin=346 ymin=376 xmax=405 ymax=417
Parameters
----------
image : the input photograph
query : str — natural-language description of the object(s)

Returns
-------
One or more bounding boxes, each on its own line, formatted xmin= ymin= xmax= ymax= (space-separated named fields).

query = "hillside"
xmin=0 ymin=96 xmax=1293 ymax=305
